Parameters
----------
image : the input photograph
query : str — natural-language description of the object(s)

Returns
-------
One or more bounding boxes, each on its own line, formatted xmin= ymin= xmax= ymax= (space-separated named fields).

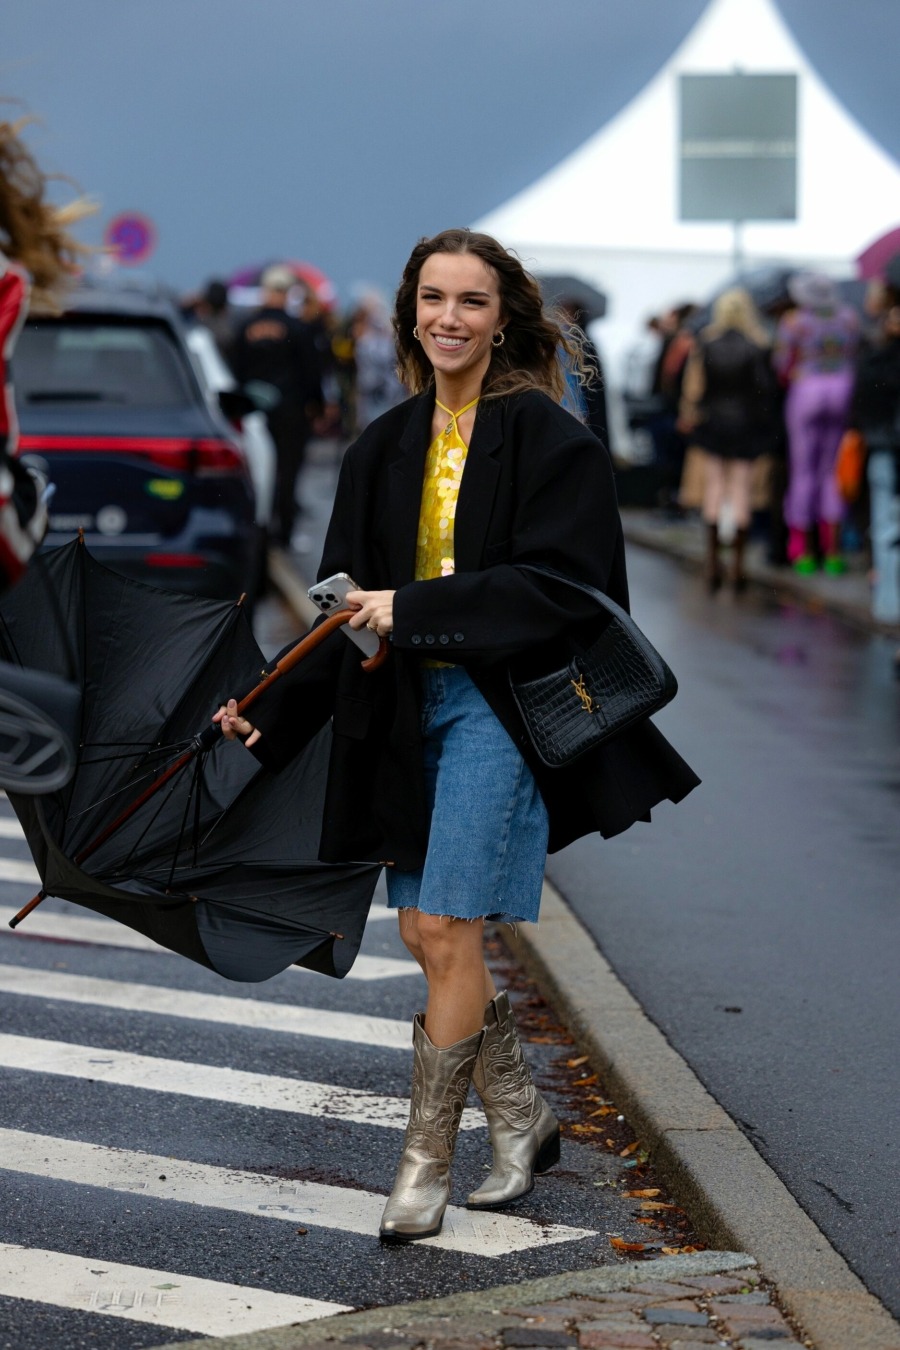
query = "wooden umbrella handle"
xmin=236 ymin=610 xmax=389 ymax=717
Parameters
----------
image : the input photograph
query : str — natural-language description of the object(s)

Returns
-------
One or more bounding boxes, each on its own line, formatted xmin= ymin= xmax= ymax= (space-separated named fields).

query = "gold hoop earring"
xmin=492 ymin=330 xmax=505 ymax=348
xmin=412 ymin=325 xmax=421 ymax=341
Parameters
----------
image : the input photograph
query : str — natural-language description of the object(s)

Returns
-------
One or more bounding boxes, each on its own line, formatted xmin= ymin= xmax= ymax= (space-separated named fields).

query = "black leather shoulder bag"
xmin=508 ymin=565 xmax=678 ymax=768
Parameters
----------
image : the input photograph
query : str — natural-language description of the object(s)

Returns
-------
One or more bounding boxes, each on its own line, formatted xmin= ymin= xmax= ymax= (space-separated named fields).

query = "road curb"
xmin=149 ymin=1250 xmax=754 ymax=1350
xmin=620 ymin=512 xmax=900 ymax=638
xmin=505 ymin=881 xmax=900 ymax=1350
xmin=267 ymin=548 xmax=321 ymax=627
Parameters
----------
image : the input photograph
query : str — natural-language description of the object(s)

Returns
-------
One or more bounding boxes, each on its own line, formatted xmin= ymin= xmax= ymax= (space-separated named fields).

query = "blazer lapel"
xmin=387 ymin=393 xmax=433 ymax=585
xmin=387 ymin=392 xmax=505 ymax=584
xmin=453 ymin=397 xmax=504 ymax=573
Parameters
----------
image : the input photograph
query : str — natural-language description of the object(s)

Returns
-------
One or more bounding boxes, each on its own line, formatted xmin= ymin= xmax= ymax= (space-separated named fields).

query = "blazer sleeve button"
xmin=411 ymin=634 xmax=422 ymax=646
xmin=424 ymin=634 xmax=435 ymax=645
xmin=453 ymin=632 xmax=465 ymax=642
xmin=439 ymin=634 xmax=450 ymax=645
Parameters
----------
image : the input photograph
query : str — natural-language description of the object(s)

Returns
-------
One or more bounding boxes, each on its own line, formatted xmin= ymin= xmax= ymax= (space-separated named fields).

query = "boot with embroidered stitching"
xmin=467 ymin=991 xmax=560 ymax=1210
xmin=380 ymin=1013 xmax=484 ymax=1241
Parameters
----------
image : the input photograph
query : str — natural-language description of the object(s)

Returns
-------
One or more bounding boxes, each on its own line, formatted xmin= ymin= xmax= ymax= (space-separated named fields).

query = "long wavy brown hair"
xmin=0 ymin=117 xmax=94 ymax=311
xmin=393 ymin=228 xmax=594 ymax=402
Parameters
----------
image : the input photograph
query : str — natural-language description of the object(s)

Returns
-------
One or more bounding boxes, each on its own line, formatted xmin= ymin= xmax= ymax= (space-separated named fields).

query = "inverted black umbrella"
xmin=537 ymin=275 xmax=608 ymax=323
xmin=0 ymin=538 xmax=387 ymax=981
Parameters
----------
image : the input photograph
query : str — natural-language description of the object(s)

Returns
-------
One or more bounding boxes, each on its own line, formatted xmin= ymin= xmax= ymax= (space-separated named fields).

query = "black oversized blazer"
xmin=250 ymin=388 xmax=699 ymax=868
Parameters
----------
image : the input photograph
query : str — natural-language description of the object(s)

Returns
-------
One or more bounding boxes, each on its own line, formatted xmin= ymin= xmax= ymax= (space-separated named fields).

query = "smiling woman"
xmin=394 ymin=228 xmax=574 ymax=403
xmin=217 ymin=226 xmax=699 ymax=1245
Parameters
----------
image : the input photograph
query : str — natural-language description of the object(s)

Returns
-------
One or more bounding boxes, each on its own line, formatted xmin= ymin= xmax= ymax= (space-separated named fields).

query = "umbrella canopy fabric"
xmin=537 ymin=275 xmax=608 ymax=323
xmin=228 ymin=260 xmax=337 ymax=309
xmin=0 ymin=540 xmax=380 ymax=981
xmin=856 ymin=226 xmax=900 ymax=282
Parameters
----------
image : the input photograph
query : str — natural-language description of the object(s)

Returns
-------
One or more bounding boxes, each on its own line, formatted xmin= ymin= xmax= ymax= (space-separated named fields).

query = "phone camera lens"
xmin=325 ymin=592 xmax=336 ymax=603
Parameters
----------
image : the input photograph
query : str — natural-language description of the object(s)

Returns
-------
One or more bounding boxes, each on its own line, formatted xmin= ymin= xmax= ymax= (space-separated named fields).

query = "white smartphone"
xmin=307 ymin=572 xmax=381 ymax=657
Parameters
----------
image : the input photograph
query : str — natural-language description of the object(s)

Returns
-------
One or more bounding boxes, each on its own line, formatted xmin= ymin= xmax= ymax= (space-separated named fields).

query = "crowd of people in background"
xmin=628 ymin=259 xmax=900 ymax=629
xmin=181 ymin=270 xmax=406 ymax=548
xmin=180 ymin=256 xmax=900 ymax=638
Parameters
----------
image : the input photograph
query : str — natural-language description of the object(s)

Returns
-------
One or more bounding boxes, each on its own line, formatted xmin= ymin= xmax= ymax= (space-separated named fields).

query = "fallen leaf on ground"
xmin=620 ymin=1141 xmax=640 ymax=1157
xmin=567 ymin=1055 xmax=589 ymax=1067
xmin=570 ymin=1123 xmax=603 ymax=1135
xmin=589 ymin=1105 xmax=618 ymax=1118
xmin=639 ymin=1200 xmax=679 ymax=1212
xmin=610 ymin=1237 xmax=664 ymax=1253
xmin=624 ymin=1188 xmax=661 ymax=1198
xmin=575 ymin=1073 xmax=599 ymax=1087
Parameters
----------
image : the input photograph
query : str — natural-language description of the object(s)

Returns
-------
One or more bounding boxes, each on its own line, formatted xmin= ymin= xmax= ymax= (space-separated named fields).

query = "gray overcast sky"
xmin=3 ymin=0 xmax=898 ymax=300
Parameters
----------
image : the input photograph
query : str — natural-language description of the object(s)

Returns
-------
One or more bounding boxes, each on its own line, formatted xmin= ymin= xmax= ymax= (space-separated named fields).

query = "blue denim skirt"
xmin=386 ymin=665 xmax=549 ymax=924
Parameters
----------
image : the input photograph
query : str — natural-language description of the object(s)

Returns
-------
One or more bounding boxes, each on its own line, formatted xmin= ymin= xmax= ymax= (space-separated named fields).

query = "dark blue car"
xmin=13 ymin=286 xmax=260 ymax=603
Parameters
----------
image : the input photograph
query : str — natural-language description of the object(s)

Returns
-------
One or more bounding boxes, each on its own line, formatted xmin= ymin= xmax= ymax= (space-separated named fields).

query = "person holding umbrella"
xmin=217 ymin=228 xmax=699 ymax=1242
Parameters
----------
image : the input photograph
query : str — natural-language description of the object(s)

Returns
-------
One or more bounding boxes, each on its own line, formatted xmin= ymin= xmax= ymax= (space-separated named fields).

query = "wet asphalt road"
xmin=547 ymin=546 xmax=900 ymax=1319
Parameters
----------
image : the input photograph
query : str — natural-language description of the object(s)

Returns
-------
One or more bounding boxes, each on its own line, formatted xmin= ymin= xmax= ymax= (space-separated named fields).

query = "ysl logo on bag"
xmin=571 ymin=673 xmax=594 ymax=714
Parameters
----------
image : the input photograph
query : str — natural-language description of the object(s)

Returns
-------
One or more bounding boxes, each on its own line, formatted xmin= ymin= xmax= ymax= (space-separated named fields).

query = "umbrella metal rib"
xmin=8 ymin=610 xmax=389 ymax=930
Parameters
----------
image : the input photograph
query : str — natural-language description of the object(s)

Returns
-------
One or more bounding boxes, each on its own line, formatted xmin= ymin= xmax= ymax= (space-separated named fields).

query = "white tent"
xmin=474 ymin=0 xmax=900 ymax=398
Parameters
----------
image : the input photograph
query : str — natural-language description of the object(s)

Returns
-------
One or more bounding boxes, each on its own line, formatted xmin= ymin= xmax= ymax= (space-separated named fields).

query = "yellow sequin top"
xmin=415 ymin=396 xmax=478 ymax=665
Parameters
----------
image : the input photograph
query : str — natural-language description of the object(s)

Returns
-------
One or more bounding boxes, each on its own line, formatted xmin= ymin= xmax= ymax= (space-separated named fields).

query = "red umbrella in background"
xmin=228 ymin=260 xmax=337 ymax=309
xmin=856 ymin=226 xmax=900 ymax=281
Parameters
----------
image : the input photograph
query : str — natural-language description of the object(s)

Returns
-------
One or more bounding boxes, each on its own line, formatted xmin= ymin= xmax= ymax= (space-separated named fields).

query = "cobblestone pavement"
xmin=285 ymin=1269 xmax=807 ymax=1350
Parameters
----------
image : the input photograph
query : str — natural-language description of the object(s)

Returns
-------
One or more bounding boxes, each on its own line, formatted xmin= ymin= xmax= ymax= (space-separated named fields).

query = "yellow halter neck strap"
xmin=435 ymin=397 xmax=480 ymax=438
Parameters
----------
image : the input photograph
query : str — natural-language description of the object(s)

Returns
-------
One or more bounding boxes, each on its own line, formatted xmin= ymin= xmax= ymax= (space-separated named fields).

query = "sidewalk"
xmin=156 ymin=1254 xmax=805 ymax=1350
xmin=620 ymin=508 xmax=898 ymax=638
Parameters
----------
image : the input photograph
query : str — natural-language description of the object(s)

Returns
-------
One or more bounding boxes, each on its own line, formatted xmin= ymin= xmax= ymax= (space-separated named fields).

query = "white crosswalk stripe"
xmin=0 ymin=1032 xmax=482 ymax=1129
xmin=0 ymin=858 xmax=40 ymax=884
xmin=0 ymin=800 xmax=591 ymax=1342
xmin=0 ymin=905 xmax=418 ymax=980
xmin=0 ymin=963 xmax=414 ymax=1048
xmin=0 ymin=1242 xmax=350 ymax=1334
xmin=0 ymin=1129 xmax=595 ymax=1256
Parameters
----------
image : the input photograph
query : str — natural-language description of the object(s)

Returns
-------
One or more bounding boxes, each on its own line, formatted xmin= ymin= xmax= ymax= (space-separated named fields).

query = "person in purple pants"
xmin=774 ymin=272 xmax=860 ymax=574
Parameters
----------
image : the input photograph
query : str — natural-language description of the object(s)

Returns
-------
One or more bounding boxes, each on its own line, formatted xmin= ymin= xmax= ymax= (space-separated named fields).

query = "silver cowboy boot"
xmin=380 ymin=1013 xmax=484 ymax=1242
xmin=466 ymin=990 xmax=560 ymax=1209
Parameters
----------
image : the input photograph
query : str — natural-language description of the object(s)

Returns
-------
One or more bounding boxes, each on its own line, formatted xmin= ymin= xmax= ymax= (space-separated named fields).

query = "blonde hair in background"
xmin=706 ymin=287 xmax=769 ymax=347
xmin=0 ymin=116 xmax=96 ymax=311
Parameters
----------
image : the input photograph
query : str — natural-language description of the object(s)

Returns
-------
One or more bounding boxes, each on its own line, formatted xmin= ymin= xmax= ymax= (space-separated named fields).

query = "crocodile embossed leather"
xmin=509 ymin=567 xmax=678 ymax=768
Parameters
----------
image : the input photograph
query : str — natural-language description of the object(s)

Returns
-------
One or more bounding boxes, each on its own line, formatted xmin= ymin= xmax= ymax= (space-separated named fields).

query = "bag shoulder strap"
xmin=514 ymin=562 xmax=632 ymax=627
xmin=514 ymin=562 xmax=673 ymax=677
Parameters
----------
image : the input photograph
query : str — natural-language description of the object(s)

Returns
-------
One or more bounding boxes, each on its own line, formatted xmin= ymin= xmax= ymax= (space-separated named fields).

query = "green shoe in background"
xmin=793 ymin=555 xmax=817 ymax=575
xmin=823 ymin=555 xmax=847 ymax=575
